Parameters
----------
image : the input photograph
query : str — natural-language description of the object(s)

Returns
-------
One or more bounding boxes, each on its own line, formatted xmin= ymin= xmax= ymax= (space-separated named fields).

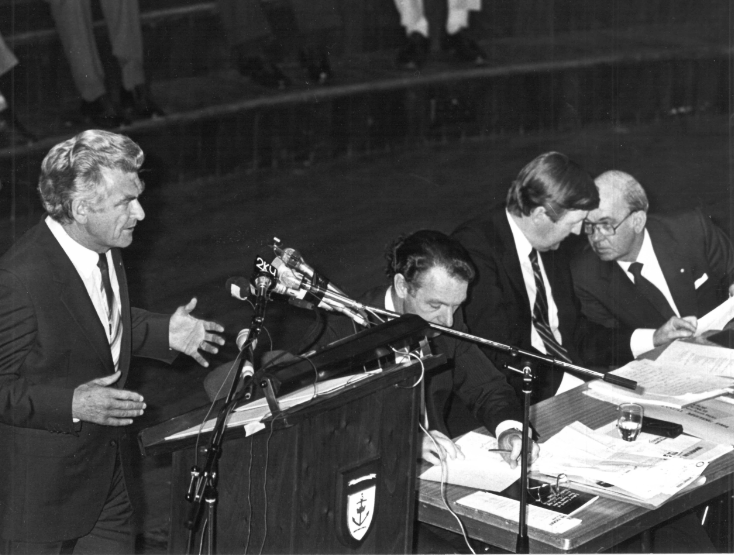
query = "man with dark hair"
xmin=322 ymin=229 xmax=538 ymax=467
xmin=572 ymin=170 xmax=733 ymax=360
xmin=453 ymin=152 xmax=630 ymax=402
xmin=0 ymin=130 xmax=225 ymax=552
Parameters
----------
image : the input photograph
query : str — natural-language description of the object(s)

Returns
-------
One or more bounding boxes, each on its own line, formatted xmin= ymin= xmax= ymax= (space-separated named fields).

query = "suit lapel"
xmin=605 ymin=261 xmax=669 ymax=326
xmin=493 ymin=209 xmax=532 ymax=315
xmin=40 ymin=225 xmax=115 ymax=373
xmin=648 ymin=222 xmax=697 ymax=317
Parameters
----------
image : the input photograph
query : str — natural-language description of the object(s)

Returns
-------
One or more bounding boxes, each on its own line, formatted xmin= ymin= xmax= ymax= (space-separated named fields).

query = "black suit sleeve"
xmin=695 ymin=209 xmax=734 ymax=293
xmin=0 ymin=270 xmax=75 ymax=431
xmin=451 ymin=225 xmax=522 ymax=367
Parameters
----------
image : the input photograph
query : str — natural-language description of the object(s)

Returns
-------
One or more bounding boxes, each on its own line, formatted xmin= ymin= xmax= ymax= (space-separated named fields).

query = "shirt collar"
xmin=45 ymin=215 xmax=101 ymax=279
xmin=506 ymin=209 xmax=533 ymax=258
xmin=385 ymin=286 xmax=396 ymax=312
xmin=617 ymin=229 xmax=652 ymax=272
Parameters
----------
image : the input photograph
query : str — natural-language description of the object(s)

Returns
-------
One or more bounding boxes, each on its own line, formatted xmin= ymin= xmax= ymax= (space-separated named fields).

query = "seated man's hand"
xmin=497 ymin=429 xmax=540 ymax=469
xmin=653 ymin=315 xmax=697 ymax=347
xmin=421 ymin=430 xmax=464 ymax=466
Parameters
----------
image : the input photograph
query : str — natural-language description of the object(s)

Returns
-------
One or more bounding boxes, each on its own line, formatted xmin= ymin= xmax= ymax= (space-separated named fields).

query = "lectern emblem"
xmin=346 ymin=475 xmax=376 ymax=540
xmin=336 ymin=459 xmax=380 ymax=547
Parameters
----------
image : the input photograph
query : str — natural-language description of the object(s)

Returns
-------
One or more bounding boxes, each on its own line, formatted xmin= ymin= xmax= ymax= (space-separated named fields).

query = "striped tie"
xmin=529 ymin=249 xmax=572 ymax=363
xmin=98 ymin=253 xmax=122 ymax=370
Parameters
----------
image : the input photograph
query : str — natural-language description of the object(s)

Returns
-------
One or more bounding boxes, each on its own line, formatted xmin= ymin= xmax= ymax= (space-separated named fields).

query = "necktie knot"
xmin=629 ymin=261 xmax=643 ymax=279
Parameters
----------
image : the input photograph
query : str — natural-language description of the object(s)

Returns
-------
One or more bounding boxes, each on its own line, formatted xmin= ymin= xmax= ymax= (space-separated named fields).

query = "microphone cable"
xmin=420 ymin=422 xmax=477 ymax=555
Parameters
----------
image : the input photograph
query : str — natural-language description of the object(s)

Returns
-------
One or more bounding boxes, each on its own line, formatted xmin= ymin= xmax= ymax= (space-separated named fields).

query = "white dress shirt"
xmin=618 ymin=229 xmax=680 ymax=357
xmin=46 ymin=216 xmax=122 ymax=366
xmin=506 ymin=211 xmax=583 ymax=394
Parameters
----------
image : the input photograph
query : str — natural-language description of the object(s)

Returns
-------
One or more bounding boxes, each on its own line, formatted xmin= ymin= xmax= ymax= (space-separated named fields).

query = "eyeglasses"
xmin=528 ymin=473 xmax=569 ymax=503
xmin=583 ymin=211 xmax=635 ymax=236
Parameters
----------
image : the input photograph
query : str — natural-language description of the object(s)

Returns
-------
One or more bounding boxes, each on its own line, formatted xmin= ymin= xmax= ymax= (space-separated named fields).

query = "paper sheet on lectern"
xmin=165 ymin=371 xmax=377 ymax=441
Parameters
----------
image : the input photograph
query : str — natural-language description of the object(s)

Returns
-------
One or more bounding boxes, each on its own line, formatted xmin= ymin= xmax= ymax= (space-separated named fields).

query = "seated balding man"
xmin=571 ymin=170 xmax=734 ymax=359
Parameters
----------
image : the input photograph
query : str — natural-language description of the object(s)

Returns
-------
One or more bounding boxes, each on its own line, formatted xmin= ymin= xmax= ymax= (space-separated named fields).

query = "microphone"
xmin=272 ymin=240 xmax=348 ymax=297
xmin=271 ymin=258 xmax=368 ymax=326
xmin=226 ymin=275 xmax=319 ymax=312
xmin=236 ymin=328 xmax=258 ymax=351
xmin=226 ymin=277 xmax=250 ymax=301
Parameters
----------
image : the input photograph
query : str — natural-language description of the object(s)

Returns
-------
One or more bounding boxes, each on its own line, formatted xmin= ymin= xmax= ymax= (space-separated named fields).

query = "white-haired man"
xmin=0 ymin=130 xmax=224 ymax=553
xmin=572 ymin=169 xmax=734 ymax=360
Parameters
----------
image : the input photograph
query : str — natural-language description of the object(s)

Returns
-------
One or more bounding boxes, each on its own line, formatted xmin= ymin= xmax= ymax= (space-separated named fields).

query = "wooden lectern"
xmin=139 ymin=315 xmax=445 ymax=554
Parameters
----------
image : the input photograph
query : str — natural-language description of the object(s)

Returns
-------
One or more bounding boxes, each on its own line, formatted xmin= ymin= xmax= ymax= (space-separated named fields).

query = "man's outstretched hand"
xmin=169 ymin=297 xmax=225 ymax=367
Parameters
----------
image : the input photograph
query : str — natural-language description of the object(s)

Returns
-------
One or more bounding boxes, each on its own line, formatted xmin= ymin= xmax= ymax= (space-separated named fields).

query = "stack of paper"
xmin=530 ymin=422 xmax=710 ymax=508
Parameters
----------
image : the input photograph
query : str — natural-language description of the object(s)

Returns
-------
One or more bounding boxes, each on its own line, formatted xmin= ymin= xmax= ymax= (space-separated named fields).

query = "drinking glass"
xmin=617 ymin=403 xmax=644 ymax=441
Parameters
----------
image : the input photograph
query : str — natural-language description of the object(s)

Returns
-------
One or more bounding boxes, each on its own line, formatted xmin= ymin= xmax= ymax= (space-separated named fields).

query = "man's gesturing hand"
xmin=169 ymin=297 xmax=225 ymax=367
xmin=72 ymin=371 xmax=146 ymax=426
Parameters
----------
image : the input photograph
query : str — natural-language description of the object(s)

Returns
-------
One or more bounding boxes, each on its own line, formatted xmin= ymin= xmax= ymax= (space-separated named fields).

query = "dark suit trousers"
xmin=217 ymin=0 xmax=340 ymax=47
xmin=1 ymin=453 xmax=134 ymax=555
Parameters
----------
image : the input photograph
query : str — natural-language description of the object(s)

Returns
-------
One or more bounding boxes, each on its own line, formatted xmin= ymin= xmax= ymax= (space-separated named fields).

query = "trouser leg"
xmin=46 ymin=0 xmax=106 ymax=101
xmin=393 ymin=0 xmax=429 ymax=36
xmin=446 ymin=0 xmax=470 ymax=34
xmin=72 ymin=455 xmax=135 ymax=555
xmin=99 ymin=0 xmax=145 ymax=91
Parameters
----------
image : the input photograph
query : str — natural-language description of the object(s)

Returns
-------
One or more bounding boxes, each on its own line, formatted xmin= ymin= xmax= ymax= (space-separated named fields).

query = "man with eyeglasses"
xmin=453 ymin=152 xmax=632 ymax=404
xmin=571 ymin=170 xmax=734 ymax=360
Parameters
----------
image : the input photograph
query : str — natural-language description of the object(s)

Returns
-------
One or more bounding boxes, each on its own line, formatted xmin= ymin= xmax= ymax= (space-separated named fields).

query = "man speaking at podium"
xmin=320 ymin=230 xmax=539 ymax=468
xmin=0 ymin=130 xmax=225 ymax=553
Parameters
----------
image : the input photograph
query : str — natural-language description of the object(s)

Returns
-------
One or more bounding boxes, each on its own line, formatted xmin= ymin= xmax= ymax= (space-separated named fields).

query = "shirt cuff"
xmin=495 ymin=420 xmax=524 ymax=439
xmin=631 ymin=328 xmax=655 ymax=358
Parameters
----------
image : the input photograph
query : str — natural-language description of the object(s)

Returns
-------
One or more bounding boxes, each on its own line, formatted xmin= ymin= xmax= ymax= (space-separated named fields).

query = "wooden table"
xmin=416 ymin=385 xmax=734 ymax=553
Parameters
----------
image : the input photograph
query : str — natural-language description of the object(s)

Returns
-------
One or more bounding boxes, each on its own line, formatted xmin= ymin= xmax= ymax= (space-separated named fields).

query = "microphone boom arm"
xmin=307 ymin=286 xmax=637 ymax=391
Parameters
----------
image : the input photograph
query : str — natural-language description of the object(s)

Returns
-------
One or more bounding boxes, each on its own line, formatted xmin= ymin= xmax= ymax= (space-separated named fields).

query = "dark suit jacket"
xmin=318 ymin=286 xmax=523 ymax=438
xmin=452 ymin=206 xmax=632 ymax=403
xmin=0 ymin=220 xmax=175 ymax=542
xmin=571 ymin=209 xmax=734 ymax=334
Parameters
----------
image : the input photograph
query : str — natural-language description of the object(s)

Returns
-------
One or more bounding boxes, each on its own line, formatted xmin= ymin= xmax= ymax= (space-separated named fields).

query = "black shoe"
xmin=238 ymin=56 xmax=290 ymax=89
xmin=441 ymin=30 xmax=487 ymax=64
xmin=396 ymin=32 xmax=429 ymax=70
xmin=120 ymin=85 xmax=165 ymax=120
xmin=299 ymin=48 xmax=332 ymax=85
xmin=0 ymin=109 xmax=36 ymax=148
xmin=80 ymin=94 xmax=128 ymax=128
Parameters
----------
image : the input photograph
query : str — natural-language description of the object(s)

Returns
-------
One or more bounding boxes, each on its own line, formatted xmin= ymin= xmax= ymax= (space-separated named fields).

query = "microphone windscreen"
xmin=272 ymin=258 xmax=303 ymax=289
xmin=226 ymin=277 xmax=250 ymax=300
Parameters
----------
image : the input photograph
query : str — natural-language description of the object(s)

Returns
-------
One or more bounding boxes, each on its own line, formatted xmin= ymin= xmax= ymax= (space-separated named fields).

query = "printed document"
xmin=419 ymin=431 xmax=520 ymax=492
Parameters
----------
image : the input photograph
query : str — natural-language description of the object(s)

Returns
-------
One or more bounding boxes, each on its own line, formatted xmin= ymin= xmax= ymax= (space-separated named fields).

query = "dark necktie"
xmin=97 ymin=253 xmax=114 ymax=315
xmin=628 ymin=262 xmax=675 ymax=320
xmin=529 ymin=250 xmax=572 ymax=363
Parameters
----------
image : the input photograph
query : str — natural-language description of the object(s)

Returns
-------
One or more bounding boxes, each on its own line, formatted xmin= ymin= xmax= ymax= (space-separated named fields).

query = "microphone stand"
xmin=300 ymin=287 xmax=638 ymax=391
xmin=184 ymin=292 xmax=270 ymax=554
xmin=505 ymin=360 xmax=535 ymax=554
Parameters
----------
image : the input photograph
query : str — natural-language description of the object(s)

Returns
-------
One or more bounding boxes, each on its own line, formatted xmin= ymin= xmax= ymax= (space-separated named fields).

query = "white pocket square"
xmin=694 ymin=273 xmax=708 ymax=289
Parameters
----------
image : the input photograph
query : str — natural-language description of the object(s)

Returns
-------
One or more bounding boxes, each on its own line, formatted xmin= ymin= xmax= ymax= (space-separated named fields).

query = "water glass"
xmin=617 ymin=403 xmax=644 ymax=441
